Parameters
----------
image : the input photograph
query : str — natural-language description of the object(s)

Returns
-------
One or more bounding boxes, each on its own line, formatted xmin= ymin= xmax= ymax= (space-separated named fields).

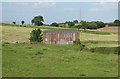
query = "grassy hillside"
xmin=1 ymin=24 xmax=119 ymax=77
xmin=2 ymin=43 xmax=118 ymax=77
xmin=2 ymin=24 xmax=118 ymax=42
xmin=2 ymin=24 xmax=75 ymax=42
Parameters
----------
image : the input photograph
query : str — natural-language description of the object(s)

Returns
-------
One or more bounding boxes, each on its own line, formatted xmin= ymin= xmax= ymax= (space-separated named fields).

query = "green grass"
xmin=1 ymin=25 xmax=75 ymax=42
xmin=2 ymin=43 xmax=118 ymax=77
xmin=2 ymin=25 xmax=118 ymax=42
xmin=1 ymin=24 xmax=119 ymax=77
xmin=2 ymin=25 xmax=36 ymax=42
xmin=0 ymin=42 xmax=2 ymax=78
xmin=81 ymin=30 xmax=111 ymax=35
xmin=80 ymin=33 xmax=118 ymax=42
xmin=2 ymin=23 xmax=74 ymax=30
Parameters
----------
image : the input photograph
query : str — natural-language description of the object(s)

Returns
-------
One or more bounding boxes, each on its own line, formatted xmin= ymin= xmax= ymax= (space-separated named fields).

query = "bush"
xmin=73 ymin=39 xmax=86 ymax=51
xmin=50 ymin=22 xmax=59 ymax=27
xmin=73 ymin=39 xmax=81 ymax=45
xmin=29 ymin=28 xmax=43 ymax=42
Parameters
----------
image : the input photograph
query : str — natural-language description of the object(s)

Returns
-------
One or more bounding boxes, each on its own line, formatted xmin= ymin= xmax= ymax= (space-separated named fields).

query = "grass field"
xmin=1 ymin=24 xmax=119 ymax=77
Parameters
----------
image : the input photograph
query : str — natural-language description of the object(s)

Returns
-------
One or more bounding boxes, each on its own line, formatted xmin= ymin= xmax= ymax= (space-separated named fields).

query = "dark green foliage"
xmin=80 ymin=21 xmax=87 ymax=30
xmin=31 ymin=16 xmax=44 ymax=26
xmin=73 ymin=38 xmax=81 ymax=45
xmin=107 ymin=19 xmax=120 ymax=26
xmin=91 ymin=48 xmax=95 ymax=53
xmin=13 ymin=21 xmax=16 ymax=24
xmin=94 ymin=21 xmax=105 ymax=28
xmin=50 ymin=22 xmax=59 ymax=27
xmin=16 ymin=41 xmax=19 ymax=44
xmin=79 ymin=44 xmax=86 ymax=51
xmin=80 ymin=21 xmax=105 ymax=30
xmin=66 ymin=21 xmax=75 ymax=28
xmin=4 ymin=42 xmax=10 ymax=44
xmin=75 ymin=25 xmax=82 ymax=30
xmin=21 ymin=20 xmax=25 ymax=25
xmin=114 ymin=19 xmax=120 ymax=25
xmin=35 ymin=51 xmax=43 ymax=55
xmin=118 ymin=48 xmax=120 ymax=55
xmin=90 ymin=47 xmax=118 ymax=54
xmin=29 ymin=28 xmax=43 ymax=42
xmin=73 ymin=20 xmax=78 ymax=23
xmin=80 ymin=73 xmax=86 ymax=77
xmin=86 ymin=22 xmax=98 ymax=29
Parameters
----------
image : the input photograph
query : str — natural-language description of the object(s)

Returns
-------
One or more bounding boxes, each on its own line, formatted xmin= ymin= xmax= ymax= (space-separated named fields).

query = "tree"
xmin=87 ymin=22 xmax=98 ymax=29
xmin=31 ymin=16 xmax=44 ymax=26
xmin=114 ymin=19 xmax=120 ymax=25
xmin=75 ymin=25 xmax=82 ymax=30
xmin=73 ymin=20 xmax=78 ymax=23
xmin=80 ymin=21 xmax=87 ymax=31
xmin=21 ymin=20 xmax=25 ymax=25
xmin=67 ymin=21 xmax=75 ymax=28
xmin=29 ymin=28 xmax=43 ymax=42
xmin=13 ymin=21 xmax=16 ymax=24
xmin=50 ymin=22 xmax=59 ymax=27
xmin=93 ymin=21 xmax=105 ymax=28
xmin=107 ymin=19 xmax=120 ymax=26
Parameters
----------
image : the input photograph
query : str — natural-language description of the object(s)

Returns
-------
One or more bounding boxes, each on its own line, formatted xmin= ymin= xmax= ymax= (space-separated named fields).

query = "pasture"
xmin=1 ymin=24 xmax=119 ymax=77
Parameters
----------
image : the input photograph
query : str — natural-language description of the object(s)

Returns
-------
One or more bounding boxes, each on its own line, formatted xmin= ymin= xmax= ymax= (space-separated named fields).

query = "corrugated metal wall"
xmin=43 ymin=31 xmax=80 ymax=44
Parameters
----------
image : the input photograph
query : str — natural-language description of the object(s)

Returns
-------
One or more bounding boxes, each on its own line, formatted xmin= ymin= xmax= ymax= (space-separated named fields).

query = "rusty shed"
xmin=43 ymin=30 xmax=80 ymax=44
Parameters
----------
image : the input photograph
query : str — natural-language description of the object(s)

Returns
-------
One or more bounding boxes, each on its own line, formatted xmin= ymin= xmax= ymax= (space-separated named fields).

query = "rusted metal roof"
xmin=43 ymin=30 xmax=79 ymax=33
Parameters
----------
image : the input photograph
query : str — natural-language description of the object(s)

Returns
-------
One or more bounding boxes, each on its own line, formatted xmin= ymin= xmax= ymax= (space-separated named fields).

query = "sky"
xmin=1 ymin=1 xmax=119 ymax=24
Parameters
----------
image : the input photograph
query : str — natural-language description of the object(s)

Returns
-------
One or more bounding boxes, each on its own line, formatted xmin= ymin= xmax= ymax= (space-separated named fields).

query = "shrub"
xmin=80 ymin=73 xmax=86 ymax=77
xmin=16 ymin=41 xmax=19 ymax=43
xmin=91 ymin=48 xmax=95 ymax=53
xmin=73 ymin=38 xmax=81 ymax=45
xmin=73 ymin=39 xmax=85 ymax=51
xmin=29 ymin=28 xmax=43 ymax=42
xmin=50 ymin=22 xmax=59 ymax=27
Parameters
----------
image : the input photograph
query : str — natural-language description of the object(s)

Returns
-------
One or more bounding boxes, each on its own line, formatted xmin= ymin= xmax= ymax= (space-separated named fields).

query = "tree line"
xmin=12 ymin=15 xmax=120 ymax=30
xmin=106 ymin=19 xmax=120 ymax=26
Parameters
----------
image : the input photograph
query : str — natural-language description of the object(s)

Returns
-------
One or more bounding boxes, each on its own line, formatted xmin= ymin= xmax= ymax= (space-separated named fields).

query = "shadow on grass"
xmin=90 ymin=47 xmax=119 ymax=54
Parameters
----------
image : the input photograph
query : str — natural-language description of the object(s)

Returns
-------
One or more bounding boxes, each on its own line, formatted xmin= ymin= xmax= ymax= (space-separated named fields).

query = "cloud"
xmin=89 ymin=2 xmax=118 ymax=12
xmin=10 ymin=2 xmax=56 ymax=9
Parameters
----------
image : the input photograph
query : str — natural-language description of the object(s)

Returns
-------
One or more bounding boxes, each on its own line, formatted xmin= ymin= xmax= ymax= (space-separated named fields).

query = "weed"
xmin=35 ymin=51 xmax=43 ymax=55
xmin=80 ymin=74 xmax=86 ymax=77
